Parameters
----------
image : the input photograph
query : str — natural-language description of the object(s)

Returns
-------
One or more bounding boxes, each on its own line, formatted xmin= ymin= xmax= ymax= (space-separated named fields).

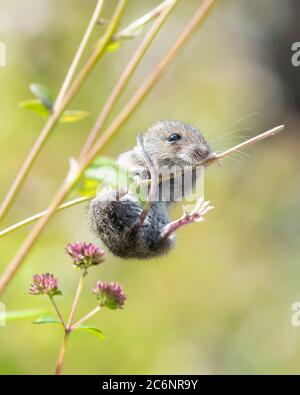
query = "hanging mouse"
xmin=89 ymin=120 xmax=215 ymax=259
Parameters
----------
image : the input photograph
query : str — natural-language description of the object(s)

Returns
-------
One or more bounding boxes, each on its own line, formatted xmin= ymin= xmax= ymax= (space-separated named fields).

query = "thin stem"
xmin=209 ymin=125 xmax=285 ymax=163
xmin=0 ymin=0 xmax=126 ymax=223
xmin=0 ymin=196 xmax=93 ymax=238
xmin=70 ymin=306 xmax=101 ymax=331
xmin=55 ymin=331 xmax=70 ymax=375
xmin=55 ymin=294 xmax=100 ymax=375
xmin=54 ymin=269 xmax=87 ymax=376
xmin=0 ymin=179 xmax=76 ymax=293
xmin=0 ymin=117 xmax=59 ymax=223
xmin=79 ymin=0 xmax=179 ymax=160
xmin=49 ymin=296 xmax=66 ymax=330
xmin=54 ymin=0 xmax=104 ymax=111
xmin=0 ymin=0 xmax=218 ymax=294
xmin=112 ymin=0 xmax=174 ymax=42
xmin=62 ymin=0 xmax=128 ymax=108
xmin=66 ymin=272 xmax=86 ymax=329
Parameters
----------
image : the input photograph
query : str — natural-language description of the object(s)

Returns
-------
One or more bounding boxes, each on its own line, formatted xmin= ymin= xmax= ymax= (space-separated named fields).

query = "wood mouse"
xmin=89 ymin=120 xmax=215 ymax=259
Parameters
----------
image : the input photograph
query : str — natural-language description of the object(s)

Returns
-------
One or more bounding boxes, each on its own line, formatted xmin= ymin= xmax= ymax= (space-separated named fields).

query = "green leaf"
xmin=78 ymin=178 xmax=99 ymax=197
xmin=106 ymin=40 xmax=121 ymax=52
xmin=20 ymin=99 xmax=89 ymax=124
xmin=60 ymin=110 xmax=90 ymax=123
xmin=77 ymin=156 xmax=133 ymax=197
xmin=52 ymin=290 xmax=63 ymax=297
xmin=74 ymin=325 xmax=105 ymax=340
xmin=88 ymin=156 xmax=117 ymax=168
xmin=87 ymin=157 xmax=134 ymax=186
xmin=84 ymin=165 xmax=119 ymax=185
xmin=3 ymin=309 xmax=49 ymax=321
xmin=19 ymin=99 xmax=50 ymax=118
xmin=32 ymin=315 xmax=62 ymax=325
xmin=30 ymin=83 xmax=54 ymax=110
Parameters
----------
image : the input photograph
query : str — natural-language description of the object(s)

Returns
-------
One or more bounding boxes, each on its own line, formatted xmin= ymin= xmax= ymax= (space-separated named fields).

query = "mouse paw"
xmin=183 ymin=197 xmax=214 ymax=222
xmin=161 ymin=197 xmax=214 ymax=239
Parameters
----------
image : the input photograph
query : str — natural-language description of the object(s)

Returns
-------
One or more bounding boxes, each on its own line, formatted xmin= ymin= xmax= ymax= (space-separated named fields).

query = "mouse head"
xmin=142 ymin=120 xmax=215 ymax=168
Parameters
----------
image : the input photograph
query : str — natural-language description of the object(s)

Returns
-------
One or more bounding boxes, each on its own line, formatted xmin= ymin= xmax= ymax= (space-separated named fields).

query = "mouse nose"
xmin=193 ymin=147 xmax=210 ymax=160
xmin=205 ymin=152 xmax=217 ymax=161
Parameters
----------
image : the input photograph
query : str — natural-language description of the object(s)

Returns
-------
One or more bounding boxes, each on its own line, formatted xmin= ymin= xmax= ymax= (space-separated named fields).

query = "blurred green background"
xmin=0 ymin=0 xmax=300 ymax=374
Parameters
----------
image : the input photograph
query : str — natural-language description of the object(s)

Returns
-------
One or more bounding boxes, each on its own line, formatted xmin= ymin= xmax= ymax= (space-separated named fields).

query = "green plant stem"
xmin=203 ymin=125 xmax=285 ymax=165
xmin=54 ymin=271 xmax=86 ymax=375
xmin=55 ymin=331 xmax=70 ymax=375
xmin=49 ymin=296 xmax=66 ymax=330
xmin=70 ymin=306 xmax=101 ymax=331
xmin=0 ymin=0 xmax=218 ymax=294
xmin=79 ymin=0 xmax=179 ymax=160
xmin=112 ymin=0 xmax=174 ymax=42
xmin=66 ymin=272 xmax=86 ymax=329
xmin=0 ymin=0 xmax=126 ymax=224
xmin=54 ymin=0 xmax=104 ymax=111
xmin=0 ymin=196 xmax=93 ymax=238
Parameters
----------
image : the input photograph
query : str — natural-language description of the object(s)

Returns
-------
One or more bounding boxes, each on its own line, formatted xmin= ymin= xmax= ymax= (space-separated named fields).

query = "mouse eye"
xmin=168 ymin=133 xmax=181 ymax=142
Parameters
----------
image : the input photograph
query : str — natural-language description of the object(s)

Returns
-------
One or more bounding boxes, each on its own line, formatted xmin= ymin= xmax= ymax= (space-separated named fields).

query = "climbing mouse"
xmin=89 ymin=120 xmax=215 ymax=259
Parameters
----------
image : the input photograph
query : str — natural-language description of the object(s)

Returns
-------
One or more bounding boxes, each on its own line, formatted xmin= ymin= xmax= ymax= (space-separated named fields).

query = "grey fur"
xmin=89 ymin=120 xmax=212 ymax=260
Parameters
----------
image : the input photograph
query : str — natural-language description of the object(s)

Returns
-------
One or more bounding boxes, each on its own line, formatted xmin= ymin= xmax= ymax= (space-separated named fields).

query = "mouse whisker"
xmin=209 ymin=111 xmax=259 ymax=142
xmin=211 ymin=128 xmax=252 ymax=144
xmin=211 ymin=139 xmax=247 ymax=154
xmin=227 ymin=154 xmax=244 ymax=165
xmin=234 ymin=149 xmax=251 ymax=158
xmin=221 ymin=111 xmax=260 ymax=132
